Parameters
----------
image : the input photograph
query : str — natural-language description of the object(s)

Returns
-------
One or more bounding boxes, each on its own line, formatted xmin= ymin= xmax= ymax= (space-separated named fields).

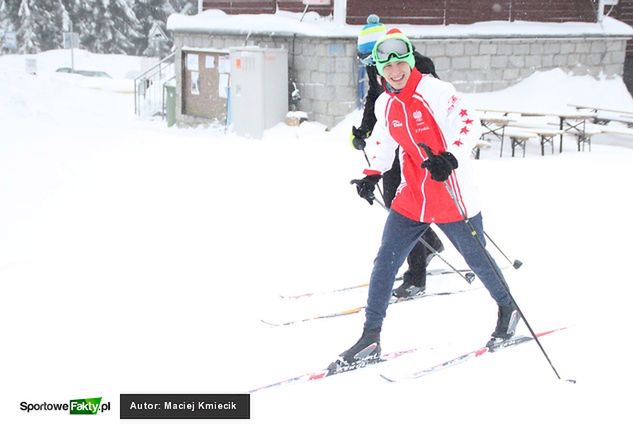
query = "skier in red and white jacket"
xmin=353 ymin=14 xmax=445 ymax=299
xmin=332 ymin=29 xmax=519 ymax=371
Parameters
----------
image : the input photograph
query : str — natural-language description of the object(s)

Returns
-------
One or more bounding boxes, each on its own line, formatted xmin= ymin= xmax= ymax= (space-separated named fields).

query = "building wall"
xmin=172 ymin=30 xmax=628 ymax=128
xmin=613 ymin=0 xmax=633 ymax=92
xmin=172 ymin=32 xmax=358 ymax=127
xmin=420 ymin=37 xmax=627 ymax=92
xmin=202 ymin=0 xmax=597 ymax=24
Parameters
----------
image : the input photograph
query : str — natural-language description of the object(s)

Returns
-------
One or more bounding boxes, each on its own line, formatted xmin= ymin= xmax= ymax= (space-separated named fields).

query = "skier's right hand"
xmin=422 ymin=151 xmax=458 ymax=182
xmin=350 ymin=174 xmax=381 ymax=205
xmin=350 ymin=126 xmax=369 ymax=150
xmin=418 ymin=142 xmax=458 ymax=182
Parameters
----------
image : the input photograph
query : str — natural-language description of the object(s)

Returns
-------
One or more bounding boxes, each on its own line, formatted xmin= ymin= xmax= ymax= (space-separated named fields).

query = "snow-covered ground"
xmin=1 ymin=49 xmax=633 ymax=427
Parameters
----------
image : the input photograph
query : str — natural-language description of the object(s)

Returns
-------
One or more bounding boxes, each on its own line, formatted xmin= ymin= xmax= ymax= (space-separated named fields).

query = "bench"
xmin=507 ymin=124 xmax=565 ymax=156
xmin=570 ymin=128 xmax=601 ymax=151
xmin=479 ymin=114 xmax=515 ymax=157
xmin=593 ymin=125 xmax=633 ymax=136
xmin=578 ymin=123 xmax=633 ymax=145
xmin=472 ymin=139 xmax=492 ymax=159
xmin=502 ymin=128 xmax=539 ymax=158
xmin=546 ymin=122 xmax=603 ymax=151
xmin=594 ymin=112 xmax=633 ymax=128
xmin=568 ymin=104 xmax=633 ymax=128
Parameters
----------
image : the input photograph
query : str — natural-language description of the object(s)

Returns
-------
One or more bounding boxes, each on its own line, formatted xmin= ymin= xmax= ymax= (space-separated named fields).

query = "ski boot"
xmin=486 ymin=303 xmax=520 ymax=350
xmin=392 ymin=280 xmax=425 ymax=299
xmin=327 ymin=328 xmax=381 ymax=374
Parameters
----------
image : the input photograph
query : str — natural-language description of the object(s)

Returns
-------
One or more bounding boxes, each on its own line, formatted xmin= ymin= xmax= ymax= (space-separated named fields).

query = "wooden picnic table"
xmin=478 ymin=113 xmax=515 ymax=157
xmin=557 ymin=112 xmax=597 ymax=152
xmin=476 ymin=108 xmax=596 ymax=153
xmin=568 ymin=103 xmax=633 ymax=128
xmin=568 ymin=103 xmax=633 ymax=116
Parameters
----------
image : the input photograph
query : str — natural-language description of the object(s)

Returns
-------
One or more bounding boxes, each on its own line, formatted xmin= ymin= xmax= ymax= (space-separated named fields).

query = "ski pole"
xmin=442 ymin=181 xmax=570 ymax=381
xmin=417 ymin=143 xmax=571 ymax=382
xmin=361 ymin=147 xmax=386 ymax=204
xmin=483 ymin=231 xmax=523 ymax=269
xmin=372 ymin=197 xmax=476 ymax=285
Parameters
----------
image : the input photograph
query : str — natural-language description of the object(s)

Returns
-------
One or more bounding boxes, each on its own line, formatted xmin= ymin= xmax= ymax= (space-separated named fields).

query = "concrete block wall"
xmin=173 ymin=31 xmax=629 ymax=129
xmin=414 ymin=38 xmax=629 ymax=92
xmin=291 ymin=37 xmax=358 ymax=127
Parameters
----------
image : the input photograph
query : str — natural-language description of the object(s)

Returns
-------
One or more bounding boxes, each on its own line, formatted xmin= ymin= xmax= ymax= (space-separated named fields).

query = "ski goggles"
xmin=373 ymin=37 xmax=412 ymax=64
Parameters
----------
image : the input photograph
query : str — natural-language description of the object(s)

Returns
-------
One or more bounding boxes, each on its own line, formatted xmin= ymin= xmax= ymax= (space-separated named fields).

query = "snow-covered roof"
xmin=167 ymin=9 xmax=633 ymax=39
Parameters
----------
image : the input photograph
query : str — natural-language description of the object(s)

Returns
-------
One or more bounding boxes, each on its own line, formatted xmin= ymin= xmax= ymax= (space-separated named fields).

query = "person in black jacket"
xmin=351 ymin=15 xmax=445 ymax=298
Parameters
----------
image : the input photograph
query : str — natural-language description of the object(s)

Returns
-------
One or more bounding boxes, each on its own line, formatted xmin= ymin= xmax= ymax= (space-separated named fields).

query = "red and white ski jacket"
xmin=364 ymin=68 xmax=482 ymax=224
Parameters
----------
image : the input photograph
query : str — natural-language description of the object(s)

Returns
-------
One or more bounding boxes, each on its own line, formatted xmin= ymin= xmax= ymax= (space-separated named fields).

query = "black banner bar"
xmin=120 ymin=394 xmax=250 ymax=419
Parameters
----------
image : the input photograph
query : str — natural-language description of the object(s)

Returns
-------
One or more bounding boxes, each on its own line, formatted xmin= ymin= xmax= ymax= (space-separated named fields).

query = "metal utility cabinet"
xmin=229 ymin=47 xmax=288 ymax=138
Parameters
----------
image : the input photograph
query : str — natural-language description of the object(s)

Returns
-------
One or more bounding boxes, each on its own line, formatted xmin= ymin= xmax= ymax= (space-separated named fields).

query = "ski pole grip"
xmin=416 ymin=142 xmax=433 ymax=158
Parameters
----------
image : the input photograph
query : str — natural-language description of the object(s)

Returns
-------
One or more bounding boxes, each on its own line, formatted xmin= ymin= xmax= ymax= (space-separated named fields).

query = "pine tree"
xmin=17 ymin=0 xmax=36 ymax=53
xmin=13 ymin=0 xmax=67 ymax=53
xmin=36 ymin=0 xmax=67 ymax=51
xmin=61 ymin=0 xmax=96 ymax=46
xmin=1 ymin=0 xmax=20 ymax=29
xmin=1 ymin=0 xmax=20 ymax=52
xmin=0 ymin=0 xmax=7 ymax=24
xmin=132 ymin=0 xmax=196 ymax=56
xmin=133 ymin=0 xmax=172 ymax=57
xmin=4 ymin=0 xmax=198 ymax=56
xmin=0 ymin=1 xmax=11 ymax=36
xmin=87 ymin=0 xmax=143 ymax=54
xmin=169 ymin=0 xmax=195 ymax=15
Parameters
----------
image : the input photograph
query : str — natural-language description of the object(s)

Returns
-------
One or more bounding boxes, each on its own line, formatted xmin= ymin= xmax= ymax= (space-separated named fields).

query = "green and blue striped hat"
xmin=357 ymin=14 xmax=387 ymax=57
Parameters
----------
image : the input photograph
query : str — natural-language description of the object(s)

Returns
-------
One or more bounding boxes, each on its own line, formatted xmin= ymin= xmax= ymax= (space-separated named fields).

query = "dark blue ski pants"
xmin=364 ymin=210 xmax=513 ymax=331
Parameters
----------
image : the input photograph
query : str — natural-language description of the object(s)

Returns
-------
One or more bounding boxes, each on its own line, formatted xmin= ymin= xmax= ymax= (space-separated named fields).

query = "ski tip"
xmin=536 ymin=326 xmax=569 ymax=337
xmin=260 ymin=319 xmax=281 ymax=327
xmin=279 ymin=294 xmax=304 ymax=299
xmin=379 ymin=373 xmax=396 ymax=383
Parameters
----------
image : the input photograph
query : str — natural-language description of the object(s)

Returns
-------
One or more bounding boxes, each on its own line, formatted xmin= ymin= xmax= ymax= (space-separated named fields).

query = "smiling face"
xmin=381 ymin=61 xmax=412 ymax=90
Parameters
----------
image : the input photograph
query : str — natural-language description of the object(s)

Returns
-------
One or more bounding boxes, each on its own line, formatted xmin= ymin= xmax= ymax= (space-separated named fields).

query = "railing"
xmin=134 ymin=52 xmax=176 ymax=118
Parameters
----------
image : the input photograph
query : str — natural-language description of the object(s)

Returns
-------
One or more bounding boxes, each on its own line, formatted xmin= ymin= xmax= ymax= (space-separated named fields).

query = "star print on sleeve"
xmin=460 ymin=126 xmax=469 ymax=135
xmin=453 ymin=140 xmax=463 ymax=147
xmin=447 ymin=95 xmax=459 ymax=113
xmin=459 ymin=109 xmax=468 ymax=117
xmin=464 ymin=118 xmax=473 ymax=125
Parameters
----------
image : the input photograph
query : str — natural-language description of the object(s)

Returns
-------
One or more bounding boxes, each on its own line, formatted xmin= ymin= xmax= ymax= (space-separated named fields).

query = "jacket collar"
xmin=384 ymin=67 xmax=422 ymax=101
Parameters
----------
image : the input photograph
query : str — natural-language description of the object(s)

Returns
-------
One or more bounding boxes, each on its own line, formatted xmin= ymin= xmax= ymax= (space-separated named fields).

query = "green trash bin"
xmin=165 ymin=84 xmax=176 ymax=127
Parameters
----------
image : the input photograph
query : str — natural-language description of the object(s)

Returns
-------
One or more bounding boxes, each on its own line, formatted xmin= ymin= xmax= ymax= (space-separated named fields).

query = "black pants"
xmin=382 ymin=151 xmax=444 ymax=288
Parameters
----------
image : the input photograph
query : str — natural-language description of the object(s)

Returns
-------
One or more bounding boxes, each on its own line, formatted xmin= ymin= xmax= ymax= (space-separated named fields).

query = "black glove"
xmin=350 ymin=174 xmax=381 ymax=205
xmin=421 ymin=151 xmax=458 ymax=182
xmin=350 ymin=126 xmax=370 ymax=150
